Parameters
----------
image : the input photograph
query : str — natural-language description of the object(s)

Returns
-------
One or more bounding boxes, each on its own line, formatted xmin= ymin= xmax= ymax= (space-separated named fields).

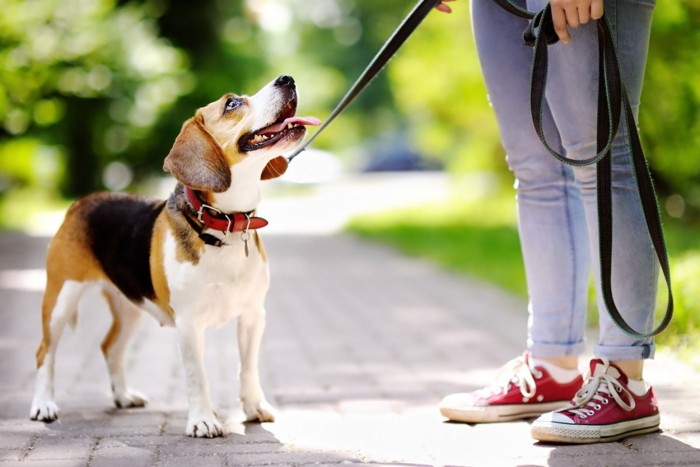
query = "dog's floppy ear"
xmin=261 ymin=156 xmax=288 ymax=180
xmin=163 ymin=114 xmax=231 ymax=192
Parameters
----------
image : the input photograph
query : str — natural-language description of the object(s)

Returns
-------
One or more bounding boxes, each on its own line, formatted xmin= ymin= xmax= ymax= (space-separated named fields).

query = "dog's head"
xmin=163 ymin=75 xmax=320 ymax=192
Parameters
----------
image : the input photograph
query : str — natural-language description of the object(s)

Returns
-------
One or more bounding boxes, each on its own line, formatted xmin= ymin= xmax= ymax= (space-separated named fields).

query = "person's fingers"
xmin=550 ymin=5 xmax=571 ymax=44
xmin=577 ymin=1 xmax=591 ymax=24
xmin=563 ymin=4 xmax=580 ymax=28
xmin=552 ymin=0 xmax=605 ymax=43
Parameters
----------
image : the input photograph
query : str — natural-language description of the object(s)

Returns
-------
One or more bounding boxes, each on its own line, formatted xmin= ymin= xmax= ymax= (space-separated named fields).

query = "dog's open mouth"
xmin=239 ymin=102 xmax=320 ymax=152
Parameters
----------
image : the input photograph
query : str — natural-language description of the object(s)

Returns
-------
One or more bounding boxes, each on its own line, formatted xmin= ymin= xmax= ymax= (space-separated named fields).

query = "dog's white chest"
xmin=163 ymin=232 xmax=269 ymax=328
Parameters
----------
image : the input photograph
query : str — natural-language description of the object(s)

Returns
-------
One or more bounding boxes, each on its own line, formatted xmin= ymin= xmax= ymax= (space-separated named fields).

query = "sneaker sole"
xmin=440 ymin=400 xmax=571 ymax=423
xmin=531 ymin=413 xmax=661 ymax=444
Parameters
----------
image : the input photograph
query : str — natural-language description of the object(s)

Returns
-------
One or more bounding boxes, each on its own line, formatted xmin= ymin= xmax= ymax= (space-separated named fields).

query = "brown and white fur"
xmin=29 ymin=75 xmax=318 ymax=438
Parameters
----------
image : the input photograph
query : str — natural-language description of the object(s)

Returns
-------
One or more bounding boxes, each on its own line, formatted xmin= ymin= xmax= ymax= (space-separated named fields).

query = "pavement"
xmin=1 ymin=173 xmax=699 ymax=466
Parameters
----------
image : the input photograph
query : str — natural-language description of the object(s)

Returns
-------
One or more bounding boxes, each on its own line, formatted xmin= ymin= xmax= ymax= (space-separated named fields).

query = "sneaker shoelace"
xmin=479 ymin=354 xmax=542 ymax=399
xmin=564 ymin=359 xmax=635 ymax=418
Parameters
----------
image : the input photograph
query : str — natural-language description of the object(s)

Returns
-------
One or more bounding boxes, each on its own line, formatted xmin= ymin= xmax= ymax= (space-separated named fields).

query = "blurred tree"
xmin=387 ymin=2 xmax=504 ymax=176
xmin=0 ymin=0 xmax=192 ymax=196
xmin=144 ymin=0 xmax=270 ymax=156
xmin=640 ymin=1 xmax=700 ymax=217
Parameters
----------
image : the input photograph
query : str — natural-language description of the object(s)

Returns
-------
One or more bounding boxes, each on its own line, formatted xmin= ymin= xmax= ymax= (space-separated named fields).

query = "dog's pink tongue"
xmin=259 ymin=116 xmax=321 ymax=135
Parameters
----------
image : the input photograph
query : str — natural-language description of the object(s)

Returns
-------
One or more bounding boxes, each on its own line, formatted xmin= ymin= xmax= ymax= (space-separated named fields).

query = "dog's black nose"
xmin=275 ymin=75 xmax=295 ymax=87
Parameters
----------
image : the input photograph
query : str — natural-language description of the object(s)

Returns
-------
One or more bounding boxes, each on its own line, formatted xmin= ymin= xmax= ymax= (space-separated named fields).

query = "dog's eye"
xmin=224 ymin=98 xmax=242 ymax=113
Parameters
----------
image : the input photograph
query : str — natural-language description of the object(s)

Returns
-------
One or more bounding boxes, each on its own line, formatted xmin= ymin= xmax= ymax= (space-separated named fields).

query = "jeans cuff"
xmin=594 ymin=343 xmax=655 ymax=361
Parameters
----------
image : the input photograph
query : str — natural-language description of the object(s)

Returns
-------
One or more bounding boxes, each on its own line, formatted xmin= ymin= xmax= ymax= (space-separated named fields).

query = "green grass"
xmin=347 ymin=192 xmax=700 ymax=369
xmin=348 ymin=195 xmax=526 ymax=296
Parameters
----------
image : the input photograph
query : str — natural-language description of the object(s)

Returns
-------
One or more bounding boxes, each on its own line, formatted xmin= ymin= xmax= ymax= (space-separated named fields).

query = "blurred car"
xmin=360 ymin=135 xmax=443 ymax=172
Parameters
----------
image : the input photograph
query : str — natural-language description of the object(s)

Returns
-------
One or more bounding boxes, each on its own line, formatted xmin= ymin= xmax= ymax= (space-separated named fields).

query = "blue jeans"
xmin=470 ymin=0 xmax=658 ymax=361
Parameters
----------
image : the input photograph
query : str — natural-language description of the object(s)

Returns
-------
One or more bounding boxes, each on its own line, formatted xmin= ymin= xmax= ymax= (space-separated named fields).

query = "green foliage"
xmin=0 ymin=0 xmax=192 ymax=195
xmin=640 ymin=0 xmax=700 ymax=215
xmin=387 ymin=7 xmax=503 ymax=175
xmin=668 ymin=253 xmax=700 ymax=334
xmin=0 ymin=138 xmax=63 ymax=189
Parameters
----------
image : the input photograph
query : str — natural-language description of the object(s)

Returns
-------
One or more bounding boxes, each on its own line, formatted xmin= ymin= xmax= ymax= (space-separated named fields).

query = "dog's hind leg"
xmin=31 ymin=279 xmax=85 ymax=422
xmin=238 ymin=308 xmax=276 ymax=422
xmin=101 ymin=287 xmax=147 ymax=409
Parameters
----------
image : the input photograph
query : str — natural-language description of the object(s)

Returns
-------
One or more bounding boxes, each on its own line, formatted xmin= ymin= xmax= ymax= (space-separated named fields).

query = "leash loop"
xmin=523 ymin=5 xmax=559 ymax=47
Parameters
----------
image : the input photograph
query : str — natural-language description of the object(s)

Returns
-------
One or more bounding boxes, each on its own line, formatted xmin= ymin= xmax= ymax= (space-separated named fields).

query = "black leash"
xmin=286 ymin=0 xmax=442 ymax=162
xmin=490 ymin=0 xmax=672 ymax=338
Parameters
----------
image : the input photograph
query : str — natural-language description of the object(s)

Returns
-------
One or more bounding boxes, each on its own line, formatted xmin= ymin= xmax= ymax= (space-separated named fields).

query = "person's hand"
xmin=435 ymin=0 xmax=456 ymax=14
xmin=550 ymin=0 xmax=603 ymax=44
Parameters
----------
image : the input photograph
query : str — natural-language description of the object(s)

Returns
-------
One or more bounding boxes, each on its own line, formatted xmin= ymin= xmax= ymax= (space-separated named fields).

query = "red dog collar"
xmin=185 ymin=187 xmax=268 ymax=233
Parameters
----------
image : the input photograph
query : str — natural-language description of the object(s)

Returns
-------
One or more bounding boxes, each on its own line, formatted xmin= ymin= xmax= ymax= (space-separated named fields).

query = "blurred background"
xmin=0 ymin=0 xmax=698 ymax=361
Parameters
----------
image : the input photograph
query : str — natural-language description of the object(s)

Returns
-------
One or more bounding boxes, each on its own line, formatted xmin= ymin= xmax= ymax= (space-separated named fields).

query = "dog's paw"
xmin=114 ymin=389 xmax=148 ymax=409
xmin=243 ymin=400 xmax=276 ymax=423
xmin=30 ymin=399 xmax=59 ymax=422
xmin=186 ymin=415 xmax=224 ymax=438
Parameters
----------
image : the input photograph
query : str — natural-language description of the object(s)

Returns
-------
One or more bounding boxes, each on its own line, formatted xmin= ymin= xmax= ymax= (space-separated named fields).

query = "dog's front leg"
xmin=176 ymin=321 xmax=223 ymax=437
xmin=238 ymin=309 xmax=276 ymax=422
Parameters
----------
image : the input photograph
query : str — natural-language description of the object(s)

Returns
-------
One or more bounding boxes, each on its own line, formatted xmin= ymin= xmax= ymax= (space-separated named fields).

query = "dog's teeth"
xmin=251 ymin=134 xmax=269 ymax=144
xmin=248 ymin=128 xmax=289 ymax=147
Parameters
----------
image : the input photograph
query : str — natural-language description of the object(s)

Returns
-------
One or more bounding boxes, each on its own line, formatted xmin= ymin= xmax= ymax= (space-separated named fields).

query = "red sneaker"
xmin=439 ymin=353 xmax=583 ymax=423
xmin=531 ymin=358 xmax=660 ymax=444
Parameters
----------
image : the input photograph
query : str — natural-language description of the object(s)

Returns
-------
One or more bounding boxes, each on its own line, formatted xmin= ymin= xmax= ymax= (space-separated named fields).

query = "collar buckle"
xmin=196 ymin=202 xmax=232 ymax=234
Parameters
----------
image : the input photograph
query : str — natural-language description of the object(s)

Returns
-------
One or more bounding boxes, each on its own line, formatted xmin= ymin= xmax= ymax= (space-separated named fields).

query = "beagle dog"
xmin=29 ymin=75 xmax=320 ymax=438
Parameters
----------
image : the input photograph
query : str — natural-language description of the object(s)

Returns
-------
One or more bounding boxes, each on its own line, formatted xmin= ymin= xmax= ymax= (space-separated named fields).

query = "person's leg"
xmin=472 ymin=0 xmax=590 ymax=361
xmin=532 ymin=0 xmax=658 ymax=367
xmin=528 ymin=0 xmax=660 ymax=443
xmin=440 ymin=0 xmax=590 ymax=424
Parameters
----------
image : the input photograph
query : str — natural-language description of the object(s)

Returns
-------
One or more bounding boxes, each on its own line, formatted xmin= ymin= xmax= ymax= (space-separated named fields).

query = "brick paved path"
xmin=1 ymin=231 xmax=699 ymax=466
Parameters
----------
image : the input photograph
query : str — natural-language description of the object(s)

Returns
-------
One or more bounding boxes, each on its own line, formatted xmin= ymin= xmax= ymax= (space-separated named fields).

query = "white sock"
xmin=626 ymin=378 xmax=650 ymax=396
xmin=532 ymin=358 xmax=581 ymax=384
